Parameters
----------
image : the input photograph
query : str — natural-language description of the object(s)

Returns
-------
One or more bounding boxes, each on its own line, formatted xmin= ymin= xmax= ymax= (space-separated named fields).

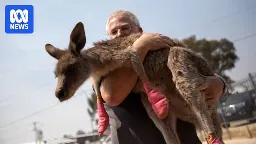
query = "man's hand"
xmin=200 ymin=76 xmax=225 ymax=104
xmin=133 ymin=33 xmax=174 ymax=52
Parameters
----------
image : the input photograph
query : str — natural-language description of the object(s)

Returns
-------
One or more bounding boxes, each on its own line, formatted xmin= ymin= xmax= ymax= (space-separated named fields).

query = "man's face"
xmin=107 ymin=15 xmax=142 ymax=39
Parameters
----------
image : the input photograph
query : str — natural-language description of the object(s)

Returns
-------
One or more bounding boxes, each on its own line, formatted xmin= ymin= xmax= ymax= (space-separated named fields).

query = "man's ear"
xmin=138 ymin=27 xmax=143 ymax=33
xmin=45 ymin=44 xmax=64 ymax=60
xmin=69 ymin=22 xmax=86 ymax=55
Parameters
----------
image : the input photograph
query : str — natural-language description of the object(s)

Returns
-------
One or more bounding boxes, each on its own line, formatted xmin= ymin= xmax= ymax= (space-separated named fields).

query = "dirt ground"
xmin=202 ymin=138 xmax=256 ymax=144
xmin=199 ymin=123 xmax=256 ymax=144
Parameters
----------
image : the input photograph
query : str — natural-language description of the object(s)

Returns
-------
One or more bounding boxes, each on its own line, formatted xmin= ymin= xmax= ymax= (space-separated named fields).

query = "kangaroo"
xmin=45 ymin=22 xmax=223 ymax=144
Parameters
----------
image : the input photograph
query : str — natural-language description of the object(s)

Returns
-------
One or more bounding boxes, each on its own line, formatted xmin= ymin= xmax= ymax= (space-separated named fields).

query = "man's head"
xmin=106 ymin=10 xmax=143 ymax=39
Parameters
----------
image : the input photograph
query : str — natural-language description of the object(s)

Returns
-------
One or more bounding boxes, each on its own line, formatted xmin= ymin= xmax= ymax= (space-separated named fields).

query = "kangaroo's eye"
xmin=66 ymin=65 xmax=75 ymax=74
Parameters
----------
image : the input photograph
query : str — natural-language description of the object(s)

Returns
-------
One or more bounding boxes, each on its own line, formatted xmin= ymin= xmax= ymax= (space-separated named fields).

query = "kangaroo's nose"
xmin=56 ymin=89 xmax=65 ymax=101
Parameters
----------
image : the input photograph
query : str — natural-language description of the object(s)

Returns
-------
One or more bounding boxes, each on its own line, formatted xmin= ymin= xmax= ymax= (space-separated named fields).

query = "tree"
xmin=87 ymin=92 xmax=97 ymax=130
xmin=182 ymin=35 xmax=239 ymax=84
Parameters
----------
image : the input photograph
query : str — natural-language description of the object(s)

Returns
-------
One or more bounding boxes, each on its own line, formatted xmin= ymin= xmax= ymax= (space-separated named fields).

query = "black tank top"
xmin=105 ymin=92 xmax=166 ymax=144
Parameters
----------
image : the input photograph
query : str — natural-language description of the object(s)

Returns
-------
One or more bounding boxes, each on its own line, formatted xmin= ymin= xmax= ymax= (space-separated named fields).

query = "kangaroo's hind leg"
xmin=205 ymin=100 xmax=224 ymax=143
xmin=167 ymin=47 xmax=223 ymax=144
xmin=209 ymin=106 xmax=224 ymax=143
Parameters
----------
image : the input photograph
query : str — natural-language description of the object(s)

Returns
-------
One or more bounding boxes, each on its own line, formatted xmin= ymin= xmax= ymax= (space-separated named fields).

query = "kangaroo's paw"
xmin=212 ymin=139 xmax=223 ymax=144
xmin=207 ymin=133 xmax=224 ymax=144
xmin=97 ymin=103 xmax=109 ymax=136
xmin=143 ymin=81 xmax=169 ymax=119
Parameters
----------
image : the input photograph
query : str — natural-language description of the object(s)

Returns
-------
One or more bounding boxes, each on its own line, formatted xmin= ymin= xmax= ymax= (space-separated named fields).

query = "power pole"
xmin=33 ymin=122 xmax=43 ymax=144
xmin=33 ymin=122 xmax=39 ymax=144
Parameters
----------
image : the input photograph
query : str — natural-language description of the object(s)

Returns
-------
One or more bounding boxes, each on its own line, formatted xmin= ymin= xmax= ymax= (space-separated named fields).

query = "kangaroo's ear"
xmin=69 ymin=22 xmax=86 ymax=55
xmin=45 ymin=44 xmax=64 ymax=60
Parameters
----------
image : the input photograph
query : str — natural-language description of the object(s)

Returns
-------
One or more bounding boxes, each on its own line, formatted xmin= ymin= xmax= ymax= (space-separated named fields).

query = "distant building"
xmin=75 ymin=128 xmax=111 ymax=144
xmin=41 ymin=128 xmax=111 ymax=144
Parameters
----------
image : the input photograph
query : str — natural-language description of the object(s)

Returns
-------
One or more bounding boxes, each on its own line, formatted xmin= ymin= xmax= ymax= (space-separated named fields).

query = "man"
xmin=94 ymin=10 xmax=227 ymax=144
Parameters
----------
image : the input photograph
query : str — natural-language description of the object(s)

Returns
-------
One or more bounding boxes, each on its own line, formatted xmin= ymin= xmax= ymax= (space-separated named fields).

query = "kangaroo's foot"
xmin=97 ymin=103 xmax=109 ymax=136
xmin=143 ymin=81 xmax=169 ymax=119
xmin=207 ymin=133 xmax=223 ymax=144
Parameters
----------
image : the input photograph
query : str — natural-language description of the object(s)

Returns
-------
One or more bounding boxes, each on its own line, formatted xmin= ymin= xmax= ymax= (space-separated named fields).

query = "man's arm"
xmin=202 ymin=74 xmax=228 ymax=104
xmin=99 ymin=45 xmax=148 ymax=106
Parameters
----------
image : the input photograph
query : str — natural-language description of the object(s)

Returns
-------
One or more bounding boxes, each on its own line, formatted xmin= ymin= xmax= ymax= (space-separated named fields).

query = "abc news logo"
xmin=5 ymin=5 xmax=34 ymax=34
xmin=10 ymin=9 xmax=29 ymax=29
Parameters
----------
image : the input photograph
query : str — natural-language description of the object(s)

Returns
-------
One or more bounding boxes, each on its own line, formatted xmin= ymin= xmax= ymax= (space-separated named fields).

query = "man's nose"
xmin=116 ymin=29 xmax=126 ymax=38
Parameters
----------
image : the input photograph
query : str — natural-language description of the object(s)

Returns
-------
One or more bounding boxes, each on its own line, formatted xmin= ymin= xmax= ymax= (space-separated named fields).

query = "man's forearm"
xmin=99 ymin=45 xmax=149 ymax=106
xmin=100 ymin=68 xmax=138 ymax=106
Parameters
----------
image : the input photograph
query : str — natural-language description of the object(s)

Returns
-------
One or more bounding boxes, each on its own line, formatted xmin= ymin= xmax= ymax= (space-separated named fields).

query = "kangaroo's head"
xmin=45 ymin=22 xmax=91 ymax=102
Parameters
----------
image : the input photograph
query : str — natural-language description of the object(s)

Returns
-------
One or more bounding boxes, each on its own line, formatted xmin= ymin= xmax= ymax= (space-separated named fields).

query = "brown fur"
xmin=45 ymin=22 xmax=223 ymax=144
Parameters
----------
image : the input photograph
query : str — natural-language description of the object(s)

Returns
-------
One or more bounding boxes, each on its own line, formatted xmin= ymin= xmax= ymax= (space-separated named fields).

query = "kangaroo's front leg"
xmin=110 ymin=48 xmax=169 ymax=119
xmin=93 ymin=78 xmax=109 ymax=136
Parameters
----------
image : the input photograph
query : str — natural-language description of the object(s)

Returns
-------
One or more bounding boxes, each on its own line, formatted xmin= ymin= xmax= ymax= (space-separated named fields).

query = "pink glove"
xmin=143 ymin=81 xmax=169 ymax=119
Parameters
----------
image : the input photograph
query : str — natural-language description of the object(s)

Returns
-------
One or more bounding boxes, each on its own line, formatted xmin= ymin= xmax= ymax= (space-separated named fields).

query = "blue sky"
xmin=0 ymin=0 xmax=256 ymax=143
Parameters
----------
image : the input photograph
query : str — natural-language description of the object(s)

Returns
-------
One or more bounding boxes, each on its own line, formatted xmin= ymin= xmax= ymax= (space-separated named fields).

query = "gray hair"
xmin=105 ymin=10 xmax=141 ymax=33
